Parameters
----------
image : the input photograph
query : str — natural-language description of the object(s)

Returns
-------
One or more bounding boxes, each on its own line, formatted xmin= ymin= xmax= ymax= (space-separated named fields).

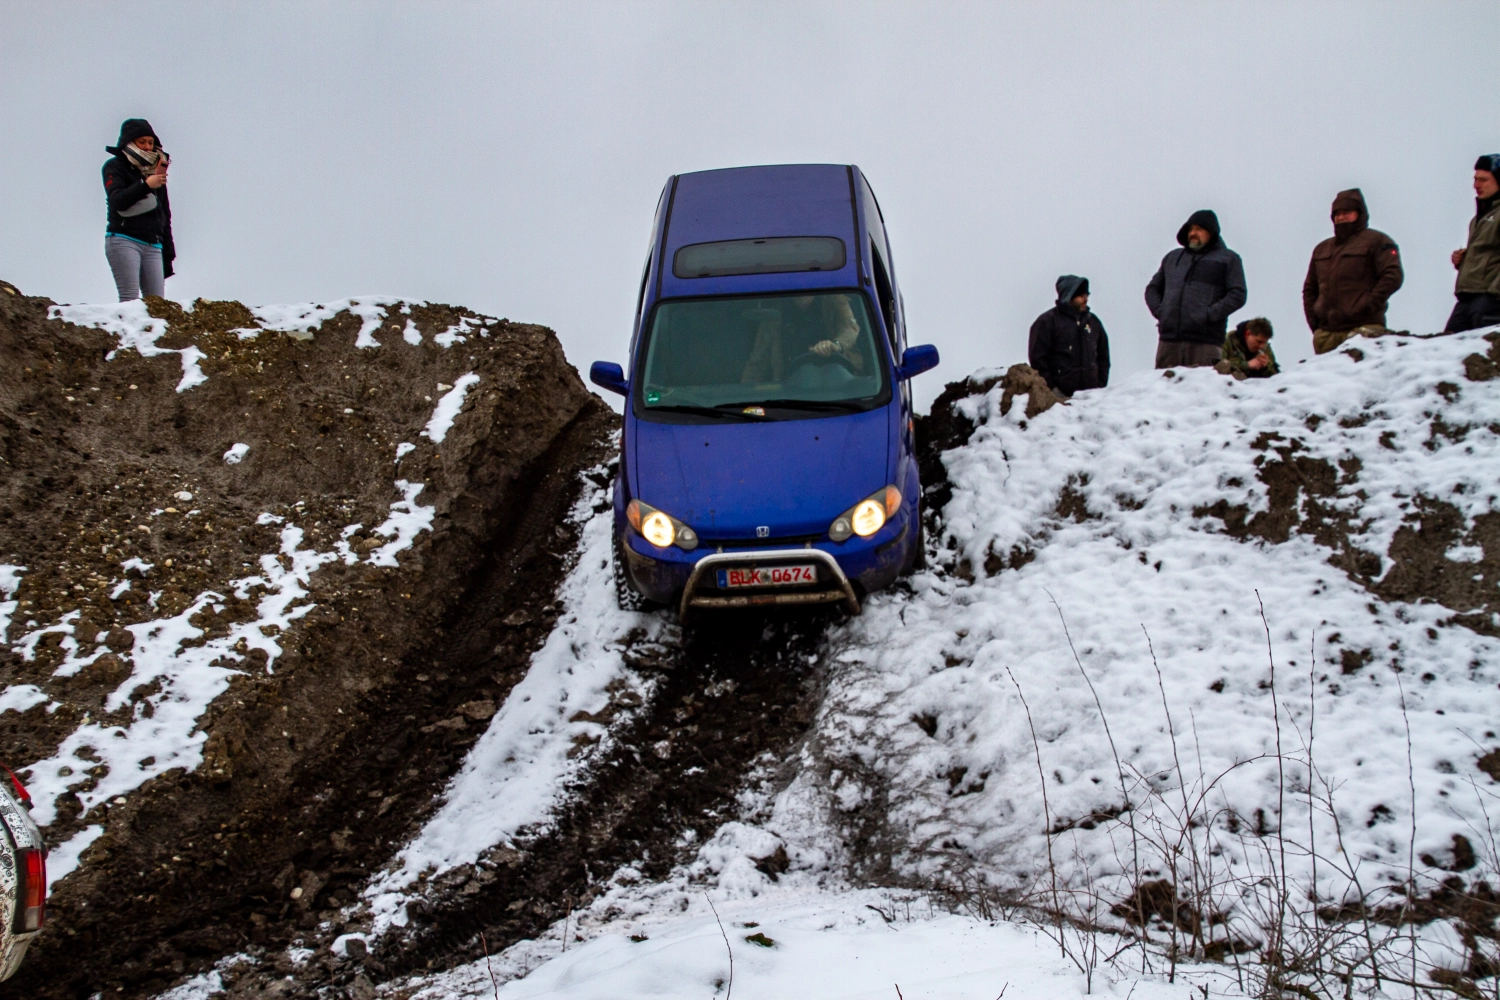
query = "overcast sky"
xmin=5 ymin=1 xmax=1496 ymax=410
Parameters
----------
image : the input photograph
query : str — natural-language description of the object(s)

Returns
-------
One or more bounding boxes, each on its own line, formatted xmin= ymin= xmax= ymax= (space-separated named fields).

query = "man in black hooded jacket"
xmin=103 ymin=118 xmax=175 ymax=301
xmin=1028 ymin=275 xmax=1109 ymax=397
xmin=1144 ymin=209 xmax=1246 ymax=368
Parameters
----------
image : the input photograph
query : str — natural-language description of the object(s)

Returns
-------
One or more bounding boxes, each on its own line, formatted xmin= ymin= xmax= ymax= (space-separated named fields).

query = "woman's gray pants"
xmin=105 ymin=235 xmax=165 ymax=301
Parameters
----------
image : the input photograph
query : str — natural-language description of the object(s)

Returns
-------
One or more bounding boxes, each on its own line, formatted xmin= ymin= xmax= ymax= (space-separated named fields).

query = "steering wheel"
xmin=788 ymin=350 xmax=858 ymax=377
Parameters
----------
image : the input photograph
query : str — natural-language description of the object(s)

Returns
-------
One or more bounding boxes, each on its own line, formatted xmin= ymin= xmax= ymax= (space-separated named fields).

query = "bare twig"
xmin=480 ymin=931 xmax=501 ymax=1000
xmin=1052 ymin=590 xmax=1146 ymax=970
xmin=1395 ymin=670 xmax=1418 ymax=993
xmin=1144 ymin=624 xmax=1201 ymax=973
xmin=707 ymin=894 xmax=733 ymax=1000
xmin=1256 ymin=590 xmax=1289 ymax=981
xmin=1005 ymin=664 xmax=1064 ymax=960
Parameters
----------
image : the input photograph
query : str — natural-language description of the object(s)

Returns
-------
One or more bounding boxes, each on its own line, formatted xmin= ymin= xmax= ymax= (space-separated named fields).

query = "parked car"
xmin=0 ymin=765 xmax=45 ymax=982
xmin=591 ymin=163 xmax=939 ymax=619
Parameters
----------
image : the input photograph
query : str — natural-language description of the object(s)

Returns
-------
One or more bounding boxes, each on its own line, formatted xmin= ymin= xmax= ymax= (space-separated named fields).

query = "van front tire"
xmin=613 ymin=533 xmax=658 ymax=612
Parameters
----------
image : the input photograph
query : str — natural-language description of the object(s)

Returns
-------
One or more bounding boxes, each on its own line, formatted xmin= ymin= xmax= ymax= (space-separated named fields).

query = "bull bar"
xmin=678 ymin=548 xmax=861 ymax=621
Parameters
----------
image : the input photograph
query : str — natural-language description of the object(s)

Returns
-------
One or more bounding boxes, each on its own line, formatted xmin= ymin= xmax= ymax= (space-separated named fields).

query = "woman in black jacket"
xmin=103 ymin=119 xmax=175 ymax=301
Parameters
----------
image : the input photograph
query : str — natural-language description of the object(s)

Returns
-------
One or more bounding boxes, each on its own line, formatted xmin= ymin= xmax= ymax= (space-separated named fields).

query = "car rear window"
xmin=673 ymin=237 xmax=846 ymax=278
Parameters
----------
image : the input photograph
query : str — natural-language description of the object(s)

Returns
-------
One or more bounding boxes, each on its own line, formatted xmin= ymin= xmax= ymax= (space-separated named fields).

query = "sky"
xmin=4 ymin=1 xmax=1497 ymax=411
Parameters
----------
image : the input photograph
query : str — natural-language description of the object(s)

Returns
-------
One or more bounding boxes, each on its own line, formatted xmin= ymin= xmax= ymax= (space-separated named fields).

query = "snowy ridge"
xmin=49 ymin=301 xmax=206 ymax=391
xmin=49 ymin=296 xmax=499 ymax=396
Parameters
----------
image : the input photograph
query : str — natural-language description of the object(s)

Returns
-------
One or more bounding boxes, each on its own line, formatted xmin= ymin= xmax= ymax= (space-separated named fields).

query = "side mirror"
xmin=590 ymin=361 xmax=628 ymax=396
xmin=895 ymin=344 xmax=939 ymax=382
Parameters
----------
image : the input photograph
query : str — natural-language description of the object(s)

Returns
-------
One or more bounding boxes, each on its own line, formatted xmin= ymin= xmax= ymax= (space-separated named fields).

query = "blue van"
xmin=590 ymin=164 xmax=939 ymax=619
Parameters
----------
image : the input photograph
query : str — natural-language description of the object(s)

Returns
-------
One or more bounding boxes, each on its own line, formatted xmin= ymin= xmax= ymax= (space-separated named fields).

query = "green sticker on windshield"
xmin=646 ymin=391 xmax=661 ymax=404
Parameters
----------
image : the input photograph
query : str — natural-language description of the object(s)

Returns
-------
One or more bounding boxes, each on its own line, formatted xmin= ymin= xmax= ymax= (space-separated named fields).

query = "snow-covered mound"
xmin=769 ymin=328 xmax=1500 ymax=966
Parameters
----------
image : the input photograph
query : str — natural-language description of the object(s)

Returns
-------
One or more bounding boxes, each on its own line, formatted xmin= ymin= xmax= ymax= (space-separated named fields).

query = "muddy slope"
xmin=0 ymin=281 xmax=614 ymax=997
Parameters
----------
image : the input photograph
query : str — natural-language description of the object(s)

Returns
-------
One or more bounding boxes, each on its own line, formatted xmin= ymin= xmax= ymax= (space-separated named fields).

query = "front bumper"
xmin=617 ymin=506 xmax=915 ymax=618
xmin=677 ymin=548 xmax=860 ymax=620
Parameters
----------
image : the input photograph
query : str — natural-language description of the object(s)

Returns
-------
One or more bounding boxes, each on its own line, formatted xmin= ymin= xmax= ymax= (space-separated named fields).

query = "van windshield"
xmin=636 ymin=291 xmax=889 ymax=419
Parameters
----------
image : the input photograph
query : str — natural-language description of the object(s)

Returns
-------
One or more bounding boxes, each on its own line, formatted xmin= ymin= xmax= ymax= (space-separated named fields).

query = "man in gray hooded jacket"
xmin=1145 ymin=209 xmax=1247 ymax=368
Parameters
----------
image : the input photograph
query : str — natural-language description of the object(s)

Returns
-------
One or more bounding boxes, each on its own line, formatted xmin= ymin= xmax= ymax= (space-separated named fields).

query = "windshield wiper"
xmin=719 ymin=398 xmax=867 ymax=413
xmin=645 ymin=403 xmax=771 ymax=421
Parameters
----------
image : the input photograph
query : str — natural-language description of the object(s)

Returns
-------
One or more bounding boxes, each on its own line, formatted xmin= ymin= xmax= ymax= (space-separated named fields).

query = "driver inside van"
xmin=740 ymin=294 xmax=864 ymax=383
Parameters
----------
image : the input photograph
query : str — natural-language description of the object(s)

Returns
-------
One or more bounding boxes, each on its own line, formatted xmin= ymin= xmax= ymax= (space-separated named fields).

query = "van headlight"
xmin=829 ymin=486 xmax=902 ymax=541
xmin=626 ymin=499 xmax=698 ymax=550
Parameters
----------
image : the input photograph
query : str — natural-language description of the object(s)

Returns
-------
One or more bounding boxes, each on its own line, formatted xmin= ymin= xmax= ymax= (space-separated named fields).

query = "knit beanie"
xmin=116 ymin=119 xmax=158 ymax=148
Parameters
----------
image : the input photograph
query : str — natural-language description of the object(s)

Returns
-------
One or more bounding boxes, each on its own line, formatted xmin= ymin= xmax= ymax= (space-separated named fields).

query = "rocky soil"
xmin=0 ymin=280 xmax=613 ymax=997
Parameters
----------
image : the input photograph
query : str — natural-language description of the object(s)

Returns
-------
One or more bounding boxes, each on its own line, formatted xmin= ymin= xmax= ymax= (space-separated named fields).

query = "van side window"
xmin=870 ymin=241 xmax=897 ymax=347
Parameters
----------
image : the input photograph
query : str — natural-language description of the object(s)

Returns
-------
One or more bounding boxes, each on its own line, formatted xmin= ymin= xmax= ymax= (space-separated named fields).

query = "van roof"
xmin=659 ymin=164 xmax=860 ymax=298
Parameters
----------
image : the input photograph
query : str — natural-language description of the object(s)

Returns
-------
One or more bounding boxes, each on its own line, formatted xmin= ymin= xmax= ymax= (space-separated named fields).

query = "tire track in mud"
xmin=372 ymin=608 xmax=837 ymax=983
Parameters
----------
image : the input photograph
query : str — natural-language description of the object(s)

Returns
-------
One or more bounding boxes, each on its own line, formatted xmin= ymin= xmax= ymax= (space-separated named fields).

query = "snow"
xmin=364 ymin=480 xmax=436 ymax=568
xmin=238 ymin=296 xmax=408 ymax=348
xmin=403 ymin=319 xmax=423 ymax=345
xmin=154 ymin=970 xmax=223 ymax=1000
xmin=0 ymin=564 xmax=22 ymax=642
xmin=397 ymin=330 xmax=1500 ymax=999
xmin=0 ymin=685 xmax=48 ymax=715
xmin=435 ymin=314 xmax=488 ymax=347
xmin=403 ymin=885 xmax=1228 ymax=1000
xmin=222 ymin=443 xmax=249 ymax=464
xmin=49 ymin=301 xmax=206 ymax=392
xmin=761 ymin=329 xmax=1500 ymax=946
xmin=421 ymin=372 xmax=480 ymax=443
xmin=395 ymin=442 xmax=416 ymax=463
xmin=45 ymin=824 xmax=102 ymax=892
xmin=365 ymin=466 xmax=664 ymax=935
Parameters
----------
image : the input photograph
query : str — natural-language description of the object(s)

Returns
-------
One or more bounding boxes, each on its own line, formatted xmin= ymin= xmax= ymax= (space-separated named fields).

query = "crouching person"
xmin=1304 ymin=188 xmax=1403 ymax=354
xmin=1027 ymin=274 xmax=1110 ymax=398
xmin=1215 ymin=318 xmax=1278 ymax=380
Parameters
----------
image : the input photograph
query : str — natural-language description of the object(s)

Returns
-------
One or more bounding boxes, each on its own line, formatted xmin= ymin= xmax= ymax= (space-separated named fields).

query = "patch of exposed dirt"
xmin=0 ymin=280 xmax=618 ymax=997
xmin=1191 ymin=430 xmax=1500 ymax=636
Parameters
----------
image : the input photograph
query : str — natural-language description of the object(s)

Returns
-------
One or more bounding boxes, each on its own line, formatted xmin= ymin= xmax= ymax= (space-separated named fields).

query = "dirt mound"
xmin=0 ymin=280 xmax=615 ymax=997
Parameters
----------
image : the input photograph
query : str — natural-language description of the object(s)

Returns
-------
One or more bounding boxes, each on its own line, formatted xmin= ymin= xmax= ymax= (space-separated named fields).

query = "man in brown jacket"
xmin=1445 ymin=155 xmax=1500 ymax=333
xmin=1303 ymin=189 xmax=1404 ymax=354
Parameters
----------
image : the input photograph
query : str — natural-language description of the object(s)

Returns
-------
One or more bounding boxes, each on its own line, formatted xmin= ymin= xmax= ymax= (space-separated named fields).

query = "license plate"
xmin=716 ymin=564 xmax=818 ymax=589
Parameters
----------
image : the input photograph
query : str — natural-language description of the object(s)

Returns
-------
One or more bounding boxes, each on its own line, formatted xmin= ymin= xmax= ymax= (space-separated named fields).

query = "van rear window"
xmin=673 ymin=237 xmax=846 ymax=278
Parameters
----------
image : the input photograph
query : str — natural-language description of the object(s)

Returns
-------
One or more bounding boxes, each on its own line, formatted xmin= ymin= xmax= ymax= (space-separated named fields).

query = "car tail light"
xmin=15 ymin=848 xmax=44 ymax=932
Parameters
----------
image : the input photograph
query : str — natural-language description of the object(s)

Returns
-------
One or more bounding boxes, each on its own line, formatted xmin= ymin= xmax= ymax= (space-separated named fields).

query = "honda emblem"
xmin=756 ymin=526 xmax=770 ymax=538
